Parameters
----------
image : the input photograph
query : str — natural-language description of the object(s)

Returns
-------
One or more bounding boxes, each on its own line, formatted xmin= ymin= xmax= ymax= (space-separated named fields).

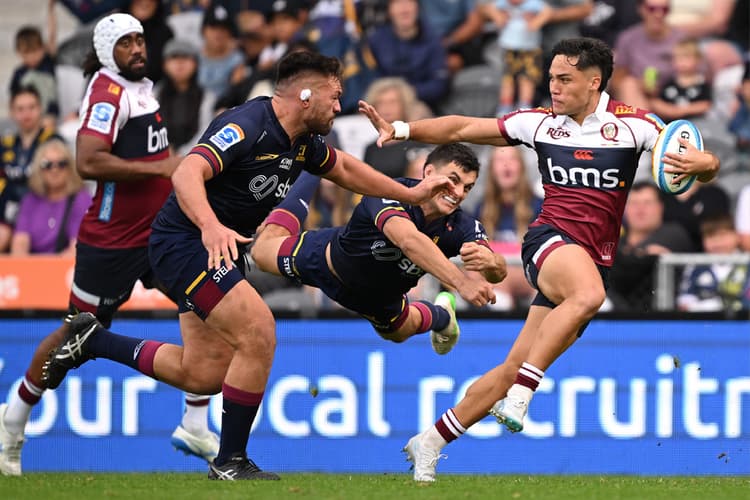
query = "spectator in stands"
xmin=666 ymin=0 xmax=743 ymax=75
xmin=735 ymin=184 xmax=750 ymax=252
xmin=579 ymin=0 xmax=639 ymax=48
xmin=0 ymin=86 xmax=62 ymax=234
xmin=126 ymin=0 xmax=174 ymax=84
xmin=155 ymin=39 xmax=216 ymax=155
xmin=608 ymin=181 xmax=696 ymax=311
xmin=198 ymin=3 xmax=245 ymax=97
xmin=482 ymin=0 xmax=551 ymax=116
xmin=662 ymin=177 xmax=731 ymax=251
xmin=363 ymin=77 xmax=433 ymax=179
xmin=648 ymin=38 xmax=712 ymax=121
xmin=420 ymin=0 xmax=486 ymax=73
xmin=474 ymin=146 xmax=541 ymax=310
xmin=677 ymin=215 xmax=750 ymax=312
xmin=256 ymin=0 xmax=309 ymax=73
xmin=10 ymin=139 xmax=91 ymax=256
xmin=729 ymin=58 xmax=750 ymax=154
xmin=10 ymin=12 xmax=58 ymax=123
xmin=611 ymin=0 xmax=684 ymax=110
xmin=368 ymin=0 xmax=450 ymax=111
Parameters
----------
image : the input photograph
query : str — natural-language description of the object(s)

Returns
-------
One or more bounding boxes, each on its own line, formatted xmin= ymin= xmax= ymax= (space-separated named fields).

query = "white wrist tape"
xmin=392 ymin=120 xmax=410 ymax=140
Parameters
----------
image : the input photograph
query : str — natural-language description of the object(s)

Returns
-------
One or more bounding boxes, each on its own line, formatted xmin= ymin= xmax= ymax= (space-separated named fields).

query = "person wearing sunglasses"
xmin=9 ymin=139 xmax=92 ymax=256
xmin=611 ymin=0 xmax=684 ymax=110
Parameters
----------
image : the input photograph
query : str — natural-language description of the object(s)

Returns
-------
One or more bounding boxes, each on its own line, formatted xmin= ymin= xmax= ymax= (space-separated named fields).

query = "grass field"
xmin=1 ymin=474 xmax=749 ymax=500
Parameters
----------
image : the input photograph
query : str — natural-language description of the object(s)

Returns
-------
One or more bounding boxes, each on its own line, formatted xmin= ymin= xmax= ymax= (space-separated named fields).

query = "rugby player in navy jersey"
xmin=42 ymin=50 xmax=454 ymax=480
xmin=360 ymin=37 xmax=720 ymax=481
xmin=251 ymin=143 xmax=504 ymax=353
xmin=0 ymin=14 xmax=217 ymax=476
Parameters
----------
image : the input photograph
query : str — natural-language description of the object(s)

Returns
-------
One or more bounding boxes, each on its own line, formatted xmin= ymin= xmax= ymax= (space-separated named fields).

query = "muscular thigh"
xmin=537 ymin=245 xmax=605 ymax=305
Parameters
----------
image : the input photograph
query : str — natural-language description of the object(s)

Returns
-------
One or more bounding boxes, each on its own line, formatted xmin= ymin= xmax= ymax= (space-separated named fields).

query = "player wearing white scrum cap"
xmin=92 ymin=13 xmax=144 ymax=74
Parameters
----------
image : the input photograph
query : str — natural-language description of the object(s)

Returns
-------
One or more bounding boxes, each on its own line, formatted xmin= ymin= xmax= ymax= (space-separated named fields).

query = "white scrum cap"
xmin=93 ymin=13 xmax=144 ymax=72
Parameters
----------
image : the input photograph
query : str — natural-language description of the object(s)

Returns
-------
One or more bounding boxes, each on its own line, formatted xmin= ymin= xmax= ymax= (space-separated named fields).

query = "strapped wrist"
xmin=392 ymin=120 xmax=410 ymax=140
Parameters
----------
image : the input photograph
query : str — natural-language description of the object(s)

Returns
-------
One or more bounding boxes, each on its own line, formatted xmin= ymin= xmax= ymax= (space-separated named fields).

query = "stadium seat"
xmin=438 ymin=65 xmax=502 ymax=118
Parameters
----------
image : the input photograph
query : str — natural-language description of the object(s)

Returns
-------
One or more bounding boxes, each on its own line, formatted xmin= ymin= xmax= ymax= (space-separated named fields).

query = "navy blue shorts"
xmin=70 ymin=242 xmax=165 ymax=328
xmin=522 ymin=224 xmax=609 ymax=336
xmin=149 ymin=230 xmax=247 ymax=320
xmin=277 ymin=229 xmax=409 ymax=333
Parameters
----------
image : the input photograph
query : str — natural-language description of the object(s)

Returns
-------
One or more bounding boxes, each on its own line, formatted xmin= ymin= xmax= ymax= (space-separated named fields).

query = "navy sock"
xmin=415 ymin=300 xmax=450 ymax=332
xmin=87 ymin=326 xmax=145 ymax=372
xmin=214 ymin=384 xmax=263 ymax=466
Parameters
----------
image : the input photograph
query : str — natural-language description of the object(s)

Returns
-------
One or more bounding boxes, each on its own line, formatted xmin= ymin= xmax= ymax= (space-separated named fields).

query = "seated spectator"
xmin=127 ymin=0 xmax=174 ymax=84
xmin=481 ymin=0 xmax=551 ymax=115
xmin=420 ymin=0 xmax=486 ymax=74
xmin=662 ymin=177 xmax=731 ymax=251
xmin=0 ymin=86 xmax=62 ymax=229
xmin=10 ymin=139 xmax=92 ymax=256
xmin=666 ymin=0 xmax=743 ymax=75
xmin=612 ymin=0 xmax=684 ymax=110
xmin=648 ymin=38 xmax=712 ymax=121
xmin=256 ymin=0 xmax=309 ymax=73
xmin=609 ymin=181 xmax=697 ymax=312
xmin=729 ymin=58 xmax=750 ymax=154
xmin=579 ymin=0 xmax=639 ymax=48
xmin=735 ymin=184 xmax=750 ymax=252
xmin=677 ymin=215 xmax=750 ymax=312
xmin=10 ymin=9 xmax=59 ymax=123
xmin=363 ymin=77 xmax=433 ymax=179
xmin=475 ymin=146 xmax=541 ymax=310
xmin=155 ymin=39 xmax=216 ymax=155
xmin=368 ymin=0 xmax=450 ymax=112
xmin=198 ymin=3 xmax=245 ymax=97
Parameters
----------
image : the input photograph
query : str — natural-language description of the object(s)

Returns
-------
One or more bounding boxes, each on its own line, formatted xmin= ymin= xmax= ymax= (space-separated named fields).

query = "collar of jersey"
xmin=99 ymin=67 xmax=154 ymax=94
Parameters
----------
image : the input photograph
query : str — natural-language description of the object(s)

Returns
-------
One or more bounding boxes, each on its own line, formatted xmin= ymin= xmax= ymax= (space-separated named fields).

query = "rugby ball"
xmin=651 ymin=119 xmax=702 ymax=195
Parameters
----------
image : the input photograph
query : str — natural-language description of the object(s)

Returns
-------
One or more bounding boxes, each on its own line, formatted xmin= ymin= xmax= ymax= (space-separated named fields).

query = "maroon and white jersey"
xmin=76 ymin=67 xmax=172 ymax=249
xmin=498 ymin=92 xmax=663 ymax=266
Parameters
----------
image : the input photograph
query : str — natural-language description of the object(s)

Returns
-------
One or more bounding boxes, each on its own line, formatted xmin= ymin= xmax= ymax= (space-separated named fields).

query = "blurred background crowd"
xmin=0 ymin=0 xmax=748 ymax=314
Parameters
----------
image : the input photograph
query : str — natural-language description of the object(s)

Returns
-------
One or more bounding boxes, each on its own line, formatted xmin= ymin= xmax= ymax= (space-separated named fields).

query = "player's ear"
xmin=422 ymin=163 xmax=435 ymax=177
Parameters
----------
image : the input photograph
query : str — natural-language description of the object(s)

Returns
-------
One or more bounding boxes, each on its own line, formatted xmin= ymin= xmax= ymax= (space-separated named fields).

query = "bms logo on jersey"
xmin=544 ymin=157 xmax=623 ymax=189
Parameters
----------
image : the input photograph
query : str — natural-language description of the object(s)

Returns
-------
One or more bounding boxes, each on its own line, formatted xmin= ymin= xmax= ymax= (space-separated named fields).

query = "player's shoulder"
xmin=606 ymin=99 xmax=664 ymax=131
xmin=88 ymin=71 xmax=125 ymax=105
xmin=505 ymin=106 xmax=554 ymax=119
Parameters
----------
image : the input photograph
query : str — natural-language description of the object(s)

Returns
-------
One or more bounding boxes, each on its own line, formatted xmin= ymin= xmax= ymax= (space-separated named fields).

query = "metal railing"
xmin=655 ymin=253 xmax=750 ymax=310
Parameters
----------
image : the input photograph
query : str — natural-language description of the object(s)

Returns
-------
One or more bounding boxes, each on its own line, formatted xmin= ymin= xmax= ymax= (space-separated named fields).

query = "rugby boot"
xmin=42 ymin=312 xmax=100 ymax=389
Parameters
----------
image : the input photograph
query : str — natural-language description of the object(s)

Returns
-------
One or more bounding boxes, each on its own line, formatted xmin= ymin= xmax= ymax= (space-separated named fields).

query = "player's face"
xmin=424 ymin=161 xmax=477 ymax=216
xmin=114 ymin=32 xmax=148 ymax=81
xmin=305 ymin=76 xmax=342 ymax=135
xmin=548 ymin=55 xmax=601 ymax=123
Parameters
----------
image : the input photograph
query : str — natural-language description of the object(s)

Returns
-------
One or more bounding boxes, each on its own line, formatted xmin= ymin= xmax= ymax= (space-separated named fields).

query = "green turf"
xmin=1 ymin=474 xmax=749 ymax=500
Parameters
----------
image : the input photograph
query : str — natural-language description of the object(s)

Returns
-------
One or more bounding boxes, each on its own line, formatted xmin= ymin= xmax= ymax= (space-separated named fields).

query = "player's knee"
xmin=236 ymin=312 xmax=277 ymax=355
xmin=249 ymin=240 xmax=274 ymax=272
xmin=570 ymin=286 xmax=606 ymax=319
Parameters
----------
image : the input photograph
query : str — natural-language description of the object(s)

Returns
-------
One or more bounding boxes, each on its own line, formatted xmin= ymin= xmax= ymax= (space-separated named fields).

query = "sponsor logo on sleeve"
xmin=209 ymin=123 xmax=245 ymax=151
xmin=87 ymin=102 xmax=116 ymax=135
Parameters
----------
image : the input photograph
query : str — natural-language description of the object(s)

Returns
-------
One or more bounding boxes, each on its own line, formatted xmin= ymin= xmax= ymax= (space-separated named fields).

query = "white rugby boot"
xmin=431 ymin=292 xmax=460 ymax=355
xmin=489 ymin=393 xmax=528 ymax=433
xmin=0 ymin=403 xmax=24 ymax=476
xmin=171 ymin=425 xmax=220 ymax=462
xmin=403 ymin=433 xmax=446 ymax=482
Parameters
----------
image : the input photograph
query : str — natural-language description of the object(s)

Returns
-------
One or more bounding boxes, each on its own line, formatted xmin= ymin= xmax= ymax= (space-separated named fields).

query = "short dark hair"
xmin=275 ymin=51 xmax=342 ymax=87
xmin=551 ymin=37 xmax=614 ymax=91
xmin=10 ymin=84 xmax=41 ymax=103
xmin=424 ymin=143 xmax=480 ymax=175
xmin=15 ymin=26 xmax=43 ymax=51
xmin=700 ymin=214 xmax=735 ymax=237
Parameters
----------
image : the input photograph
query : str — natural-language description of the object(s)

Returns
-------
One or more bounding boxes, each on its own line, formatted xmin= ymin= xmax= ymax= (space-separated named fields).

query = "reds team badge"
xmin=600 ymin=122 xmax=618 ymax=142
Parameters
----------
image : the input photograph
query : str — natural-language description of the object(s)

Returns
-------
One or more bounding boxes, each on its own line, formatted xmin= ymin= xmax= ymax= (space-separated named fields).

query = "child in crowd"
xmin=481 ymin=0 xmax=550 ymax=116
xmin=10 ymin=21 xmax=58 ymax=124
xmin=648 ymin=38 xmax=712 ymax=121
xmin=677 ymin=215 xmax=750 ymax=312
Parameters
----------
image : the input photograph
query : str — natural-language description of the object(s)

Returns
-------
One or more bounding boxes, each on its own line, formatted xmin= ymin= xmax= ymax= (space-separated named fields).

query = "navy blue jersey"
xmin=329 ymin=177 xmax=490 ymax=296
xmin=153 ymin=96 xmax=337 ymax=237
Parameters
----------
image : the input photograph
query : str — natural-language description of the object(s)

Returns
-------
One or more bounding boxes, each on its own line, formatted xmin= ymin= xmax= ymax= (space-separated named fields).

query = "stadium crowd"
xmin=1 ymin=0 xmax=749 ymax=313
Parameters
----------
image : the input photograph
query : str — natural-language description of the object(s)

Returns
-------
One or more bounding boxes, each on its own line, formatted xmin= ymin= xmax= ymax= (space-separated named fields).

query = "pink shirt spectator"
xmin=614 ymin=24 xmax=684 ymax=93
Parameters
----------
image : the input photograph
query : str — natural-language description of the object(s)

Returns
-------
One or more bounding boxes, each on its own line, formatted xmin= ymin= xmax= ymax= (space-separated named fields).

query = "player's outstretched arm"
xmin=358 ymin=100 xmax=510 ymax=147
xmin=76 ymin=133 xmax=180 ymax=181
xmin=459 ymin=242 xmax=507 ymax=283
xmin=325 ymin=149 xmax=451 ymax=205
xmin=383 ymin=217 xmax=496 ymax=307
xmin=661 ymin=139 xmax=720 ymax=183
